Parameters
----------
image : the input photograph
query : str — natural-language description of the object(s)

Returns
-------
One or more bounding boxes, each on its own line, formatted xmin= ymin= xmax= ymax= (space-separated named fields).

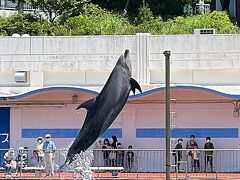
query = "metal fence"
xmin=0 ymin=148 xmax=240 ymax=179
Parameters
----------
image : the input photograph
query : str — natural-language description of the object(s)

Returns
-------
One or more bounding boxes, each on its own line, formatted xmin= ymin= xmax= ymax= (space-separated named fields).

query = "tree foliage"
xmin=27 ymin=0 xmax=89 ymax=22
xmin=0 ymin=6 xmax=239 ymax=36
xmin=66 ymin=3 xmax=134 ymax=35
xmin=0 ymin=13 xmax=68 ymax=36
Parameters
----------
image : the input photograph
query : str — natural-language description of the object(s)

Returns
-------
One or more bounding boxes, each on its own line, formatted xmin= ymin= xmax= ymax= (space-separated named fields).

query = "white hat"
xmin=37 ymin=136 xmax=43 ymax=140
xmin=19 ymin=147 xmax=24 ymax=150
xmin=45 ymin=134 xmax=51 ymax=138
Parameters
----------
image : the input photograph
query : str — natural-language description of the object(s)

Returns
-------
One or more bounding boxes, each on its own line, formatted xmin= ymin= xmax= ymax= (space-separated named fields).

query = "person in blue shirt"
xmin=43 ymin=134 xmax=56 ymax=177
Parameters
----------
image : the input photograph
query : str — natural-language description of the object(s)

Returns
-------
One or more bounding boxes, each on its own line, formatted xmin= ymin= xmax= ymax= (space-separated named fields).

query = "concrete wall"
xmin=1 ymin=35 xmax=240 ymax=90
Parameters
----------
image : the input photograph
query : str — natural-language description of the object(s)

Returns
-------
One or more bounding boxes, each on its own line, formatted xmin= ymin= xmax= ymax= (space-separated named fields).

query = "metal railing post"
xmin=163 ymin=50 xmax=171 ymax=180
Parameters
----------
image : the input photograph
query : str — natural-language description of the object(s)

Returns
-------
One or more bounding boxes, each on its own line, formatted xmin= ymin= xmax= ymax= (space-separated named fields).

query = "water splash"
xmin=59 ymin=143 xmax=95 ymax=180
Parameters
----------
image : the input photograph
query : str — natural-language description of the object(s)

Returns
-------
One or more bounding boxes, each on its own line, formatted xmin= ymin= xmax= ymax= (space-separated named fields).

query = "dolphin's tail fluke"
xmin=59 ymin=158 xmax=70 ymax=171
xmin=59 ymin=155 xmax=74 ymax=171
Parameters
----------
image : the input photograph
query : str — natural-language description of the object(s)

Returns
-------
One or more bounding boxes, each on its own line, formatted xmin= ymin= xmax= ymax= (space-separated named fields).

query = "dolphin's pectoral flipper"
xmin=76 ymin=98 xmax=96 ymax=110
xmin=130 ymin=78 xmax=142 ymax=95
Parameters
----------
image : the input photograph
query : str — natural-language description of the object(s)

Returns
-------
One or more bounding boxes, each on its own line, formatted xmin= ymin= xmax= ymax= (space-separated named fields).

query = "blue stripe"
xmin=1 ymin=85 xmax=240 ymax=100
xmin=136 ymin=128 xmax=239 ymax=138
xmin=22 ymin=128 xmax=122 ymax=138
xmin=129 ymin=86 xmax=240 ymax=100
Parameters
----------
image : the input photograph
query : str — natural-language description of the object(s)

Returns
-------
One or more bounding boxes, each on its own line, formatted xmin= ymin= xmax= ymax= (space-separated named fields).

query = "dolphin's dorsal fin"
xmin=130 ymin=78 xmax=142 ymax=95
xmin=76 ymin=98 xmax=95 ymax=111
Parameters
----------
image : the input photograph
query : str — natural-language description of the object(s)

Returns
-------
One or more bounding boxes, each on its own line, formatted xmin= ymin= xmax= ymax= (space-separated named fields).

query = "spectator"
xmin=173 ymin=139 xmax=183 ymax=172
xmin=204 ymin=136 xmax=214 ymax=172
xmin=43 ymin=134 xmax=56 ymax=177
xmin=3 ymin=148 xmax=16 ymax=177
xmin=186 ymin=135 xmax=198 ymax=172
xmin=192 ymin=145 xmax=200 ymax=172
xmin=109 ymin=136 xmax=118 ymax=166
xmin=36 ymin=137 xmax=44 ymax=167
xmin=126 ymin=145 xmax=134 ymax=172
xmin=29 ymin=150 xmax=38 ymax=167
xmin=102 ymin=138 xmax=111 ymax=167
xmin=16 ymin=147 xmax=28 ymax=172
xmin=116 ymin=142 xmax=124 ymax=167
xmin=111 ymin=136 xmax=118 ymax=149
xmin=93 ymin=139 xmax=103 ymax=166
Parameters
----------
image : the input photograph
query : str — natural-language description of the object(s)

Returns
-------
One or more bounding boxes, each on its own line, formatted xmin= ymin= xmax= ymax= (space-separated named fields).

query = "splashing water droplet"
xmin=59 ymin=143 xmax=95 ymax=180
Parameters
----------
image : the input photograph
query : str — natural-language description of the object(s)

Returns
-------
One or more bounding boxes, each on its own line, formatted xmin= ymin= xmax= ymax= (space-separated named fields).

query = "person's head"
xmin=45 ymin=134 xmax=51 ymax=142
xmin=128 ymin=145 xmax=133 ymax=149
xmin=206 ymin=136 xmax=211 ymax=142
xmin=112 ymin=135 xmax=117 ymax=142
xmin=98 ymin=140 xmax=102 ymax=144
xmin=178 ymin=139 xmax=183 ymax=144
xmin=117 ymin=142 xmax=122 ymax=148
xmin=33 ymin=150 xmax=38 ymax=157
xmin=190 ymin=135 xmax=195 ymax=140
xmin=103 ymin=138 xmax=109 ymax=145
xmin=194 ymin=145 xmax=198 ymax=149
xmin=18 ymin=146 xmax=24 ymax=153
xmin=8 ymin=148 xmax=14 ymax=154
xmin=37 ymin=136 xmax=43 ymax=144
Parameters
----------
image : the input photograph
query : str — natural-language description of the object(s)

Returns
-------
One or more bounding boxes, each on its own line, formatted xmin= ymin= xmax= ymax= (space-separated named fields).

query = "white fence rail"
xmin=0 ymin=148 xmax=240 ymax=179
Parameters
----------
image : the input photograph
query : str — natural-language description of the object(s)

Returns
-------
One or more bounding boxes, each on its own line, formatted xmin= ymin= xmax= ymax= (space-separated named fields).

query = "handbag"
xmin=109 ymin=151 xmax=116 ymax=160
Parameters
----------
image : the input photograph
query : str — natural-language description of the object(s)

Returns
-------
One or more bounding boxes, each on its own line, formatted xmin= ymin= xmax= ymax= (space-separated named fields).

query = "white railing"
xmin=0 ymin=148 xmax=240 ymax=179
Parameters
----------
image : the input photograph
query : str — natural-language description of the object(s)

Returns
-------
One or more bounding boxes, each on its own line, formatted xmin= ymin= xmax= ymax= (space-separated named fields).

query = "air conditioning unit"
xmin=15 ymin=71 xmax=27 ymax=83
xmin=194 ymin=28 xmax=216 ymax=35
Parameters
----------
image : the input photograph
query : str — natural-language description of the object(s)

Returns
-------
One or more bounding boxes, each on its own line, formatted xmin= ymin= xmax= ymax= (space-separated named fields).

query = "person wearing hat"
xmin=43 ymin=134 xmax=56 ymax=177
xmin=16 ymin=146 xmax=28 ymax=173
xmin=204 ymin=136 xmax=214 ymax=172
xmin=36 ymin=137 xmax=44 ymax=166
xmin=3 ymin=148 xmax=16 ymax=177
xmin=173 ymin=139 xmax=183 ymax=172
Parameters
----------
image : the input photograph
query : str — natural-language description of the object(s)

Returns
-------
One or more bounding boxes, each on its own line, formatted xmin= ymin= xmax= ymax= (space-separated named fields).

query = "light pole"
xmin=163 ymin=50 xmax=171 ymax=180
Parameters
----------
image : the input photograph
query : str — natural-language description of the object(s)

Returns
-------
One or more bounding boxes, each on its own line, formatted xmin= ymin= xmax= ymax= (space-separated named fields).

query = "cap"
xmin=19 ymin=147 xmax=24 ymax=150
xmin=45 ymin=134 xmax=51 ymax=138
xmin=37 ymin=136 xmax=43 ymax=140
xmin=8 ymin=148 xmax=14 ymax=153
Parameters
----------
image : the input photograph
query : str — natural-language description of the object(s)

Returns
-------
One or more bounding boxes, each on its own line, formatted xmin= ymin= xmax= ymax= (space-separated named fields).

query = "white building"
xmin=0 ymin=34 xmax=240 ymax=154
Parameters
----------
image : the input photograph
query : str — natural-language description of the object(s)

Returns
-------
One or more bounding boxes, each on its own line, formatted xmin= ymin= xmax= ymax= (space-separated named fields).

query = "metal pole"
xmin=163 ymin=50 xmax=171 ymax=180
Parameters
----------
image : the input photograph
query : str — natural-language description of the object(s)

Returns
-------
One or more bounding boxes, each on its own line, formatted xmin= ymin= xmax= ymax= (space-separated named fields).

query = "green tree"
xmin=27 ymin=0 xmax=89 ymax=22
xmin=66 ymin=3 xmax=134 ymax=35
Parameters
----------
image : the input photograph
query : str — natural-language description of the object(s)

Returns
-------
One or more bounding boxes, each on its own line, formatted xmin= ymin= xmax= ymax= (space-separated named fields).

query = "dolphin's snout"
xmin=124 ymin=49 xmax=129 ymax=58
xmin=123 ymin=49 xmax=132 ymax=75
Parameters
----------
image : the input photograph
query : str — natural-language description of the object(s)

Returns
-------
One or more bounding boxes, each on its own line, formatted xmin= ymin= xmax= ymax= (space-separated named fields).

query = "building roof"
xmin=1 ymin=85 xmax=240 ymax=102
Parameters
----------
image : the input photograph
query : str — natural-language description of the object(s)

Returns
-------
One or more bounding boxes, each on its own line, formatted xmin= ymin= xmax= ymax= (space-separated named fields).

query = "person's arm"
xmin=211 ymin=143 xmax=214 ymax=149
xmin=52 ymin=142 xmax=57 ymax=151
xmin=195 ymin=142 xmax=198 ymax=148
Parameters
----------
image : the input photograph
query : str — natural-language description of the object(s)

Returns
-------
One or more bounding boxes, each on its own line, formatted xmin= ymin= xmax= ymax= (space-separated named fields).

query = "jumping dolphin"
xmin=60 ymin=50 xmax=142 ymax=168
